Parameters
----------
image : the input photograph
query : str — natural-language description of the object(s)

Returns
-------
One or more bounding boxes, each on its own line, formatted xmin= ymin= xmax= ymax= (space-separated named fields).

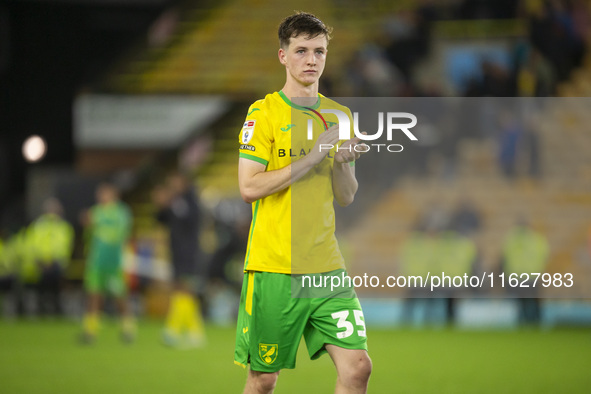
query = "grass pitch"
xmin=0 ymin=320 xmax=589 ymax=393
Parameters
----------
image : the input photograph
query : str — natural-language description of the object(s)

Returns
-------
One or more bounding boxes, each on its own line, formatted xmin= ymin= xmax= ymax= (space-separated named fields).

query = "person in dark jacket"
xmin=154 ymin=172 xmax=206 ymax=347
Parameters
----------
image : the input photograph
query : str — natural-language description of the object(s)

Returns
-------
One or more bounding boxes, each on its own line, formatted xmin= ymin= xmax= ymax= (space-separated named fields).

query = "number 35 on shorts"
xmin=331 ymin=310 xmax=366 ymax=339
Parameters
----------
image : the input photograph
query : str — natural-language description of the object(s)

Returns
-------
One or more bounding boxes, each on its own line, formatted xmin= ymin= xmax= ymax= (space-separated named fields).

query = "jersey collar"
xmin=278 ymin=90 xmax=321 ymax=110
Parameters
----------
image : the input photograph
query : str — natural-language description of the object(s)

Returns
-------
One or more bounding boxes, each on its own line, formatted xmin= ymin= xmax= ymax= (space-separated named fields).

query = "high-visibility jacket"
xmin=29 ymin=213 xmax=74 ymax=267
xmin=503 ymin=228 xmax=549 ymax=275
xmin=14 ymin=228 xmax=40 ymax=283
xmin=0 ymin=238 xmax=11 ymax=276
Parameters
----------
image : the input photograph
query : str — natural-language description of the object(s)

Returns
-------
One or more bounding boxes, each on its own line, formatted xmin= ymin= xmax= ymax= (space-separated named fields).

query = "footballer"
xmin=80 ymin=183 xmax=135 ymax=343
xmin=234 ymin=12 xmax=371 ymax=394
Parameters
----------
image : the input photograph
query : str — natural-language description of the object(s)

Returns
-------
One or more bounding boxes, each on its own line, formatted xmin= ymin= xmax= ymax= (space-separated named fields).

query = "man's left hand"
xmin=334 ymin=134 xmax=369 ymax=164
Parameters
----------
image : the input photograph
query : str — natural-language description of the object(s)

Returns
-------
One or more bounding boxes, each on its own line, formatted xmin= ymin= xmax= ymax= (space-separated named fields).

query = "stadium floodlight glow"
xmin=22 ymin=135 xmax=47 ymax=163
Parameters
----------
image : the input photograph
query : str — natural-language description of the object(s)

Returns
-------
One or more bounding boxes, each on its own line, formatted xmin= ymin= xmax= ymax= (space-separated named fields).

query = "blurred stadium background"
xmin=1 ymin=0 xmax=591 ymax=393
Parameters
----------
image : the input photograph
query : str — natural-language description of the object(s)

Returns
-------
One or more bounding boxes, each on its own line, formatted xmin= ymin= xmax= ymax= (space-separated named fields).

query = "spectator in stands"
xmin=437 ymin=112 xmax=461 ymax=180
xmin=462 ymin=60 xmax=515 ymax=97
xmin=501 ymin=218 xmax=549 ymax=324
xmin=514 ymin=42 xmax=556 ymax=96
xmin=29 ymin=198 xmax=74 ymax=316
xmin=523 ymin=110 xmax=542 ymax=178
xmin=497 ymin=110 xmax=524 ymax=178
xmin=355 ymin=43 xmax=402 ymax=96
xmin=417 ymin=201 xmax=451 ymax=233
xmin=153 ymin=172 xmax=206 ymax=348
xmin=528 ymin=0 xmax=586 ymax=82
xmin=382 ymin=9 xmax=431 ymax=81
xmin=485 ymin=60 xmax=514 ymax=96
xmin=450 ymin=198 xmax=482 ymax=236
xmin=410 ymin=120 xmax=441 ymax=176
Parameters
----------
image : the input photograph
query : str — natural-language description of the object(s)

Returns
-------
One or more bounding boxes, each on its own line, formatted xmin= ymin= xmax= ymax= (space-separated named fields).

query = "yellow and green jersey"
xmin=87 ymin=202 xmax=132 ymax=272
xmin=238 ymin=91 xmax=353 ymax=274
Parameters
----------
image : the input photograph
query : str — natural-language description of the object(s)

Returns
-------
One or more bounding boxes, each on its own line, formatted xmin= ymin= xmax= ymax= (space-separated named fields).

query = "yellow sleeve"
xmin=238 ymin=102 xmax=272 ymax=167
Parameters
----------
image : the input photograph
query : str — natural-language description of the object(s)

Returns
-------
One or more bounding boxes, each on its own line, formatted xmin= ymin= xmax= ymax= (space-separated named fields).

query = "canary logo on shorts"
xmin=259 ymin=344 xmax=278 ymax=365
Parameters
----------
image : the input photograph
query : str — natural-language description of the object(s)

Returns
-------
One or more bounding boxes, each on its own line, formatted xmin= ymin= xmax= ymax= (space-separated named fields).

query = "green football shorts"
xmin=84 ymin=264 xmax=127 ymax=297
xmin=234 ymin=269 xmax=368 ymax=372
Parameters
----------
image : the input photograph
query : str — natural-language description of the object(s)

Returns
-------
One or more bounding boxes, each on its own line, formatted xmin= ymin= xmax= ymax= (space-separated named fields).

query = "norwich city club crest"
xmin=259 ymin=343 xmax=278 ymax=365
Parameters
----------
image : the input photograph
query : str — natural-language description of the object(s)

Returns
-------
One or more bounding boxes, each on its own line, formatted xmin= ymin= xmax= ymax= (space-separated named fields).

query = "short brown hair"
xmin=278 ymin=12 xmax=332 ymax=48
